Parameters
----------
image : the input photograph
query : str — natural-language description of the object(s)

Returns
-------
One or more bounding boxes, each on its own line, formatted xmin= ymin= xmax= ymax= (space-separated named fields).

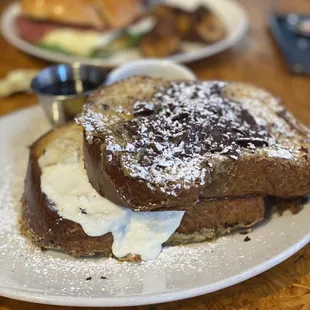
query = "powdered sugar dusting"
xmin=0 ymin=163 xmax=18 ymax=233
xmin=77 ymin=103 xmax=132 ymax=143
xmin=0 ymin=109 xmax=50 ymax=233
xmin=79 ymin=79 xmax=310 ymax=197
xmin=103 ymin=81 xmax=274 ymax=195
xmin=0 ymin=230 xmax=232 ymax=298
xmin=268 ymin=148 xmax=292 ymax=160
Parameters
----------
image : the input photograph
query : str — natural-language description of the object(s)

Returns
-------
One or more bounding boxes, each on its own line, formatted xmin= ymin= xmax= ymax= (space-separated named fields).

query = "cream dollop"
xmin=40 ymin=158 xmax=184 ymax=261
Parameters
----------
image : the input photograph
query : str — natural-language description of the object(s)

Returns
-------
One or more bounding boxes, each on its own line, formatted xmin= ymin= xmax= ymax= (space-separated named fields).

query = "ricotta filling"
xmin=39 ymin=156 xmax=184 ymax=261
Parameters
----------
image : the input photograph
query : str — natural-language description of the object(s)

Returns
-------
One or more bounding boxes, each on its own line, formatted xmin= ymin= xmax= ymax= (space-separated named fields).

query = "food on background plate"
xmin=17 ymin=0 xmax=145 ymax=57
xmin=16 ymin=0 xmax=226 ymax=59
xmin=22 ymin=77 xmax=310 ymax=261
xmin=140 ymin=5 xmax=226 ymax=57
xmin=19 ymin=0 xmax=143 ymax=30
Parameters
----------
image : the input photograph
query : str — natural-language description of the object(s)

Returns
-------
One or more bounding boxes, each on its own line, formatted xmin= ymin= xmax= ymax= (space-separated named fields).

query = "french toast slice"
xmin=78 ymin=77 xmax=310 ymax=211
xmin=22 ymin=123 xmax=265 ymax=258
xmin=21 ymin=123 xmax=114 ymax=257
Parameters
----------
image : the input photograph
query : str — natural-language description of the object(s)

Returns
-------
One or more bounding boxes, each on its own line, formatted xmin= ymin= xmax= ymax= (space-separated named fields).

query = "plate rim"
xmin=0 ymin=1 xmax=249 ymax=69
xmin=0 ymin=106 xmax=309 ymax=307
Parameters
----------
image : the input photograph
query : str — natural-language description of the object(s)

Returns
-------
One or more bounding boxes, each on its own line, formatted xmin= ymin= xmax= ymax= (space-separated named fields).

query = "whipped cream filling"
xmin=39 ymin=156 xmax=184 ymax=261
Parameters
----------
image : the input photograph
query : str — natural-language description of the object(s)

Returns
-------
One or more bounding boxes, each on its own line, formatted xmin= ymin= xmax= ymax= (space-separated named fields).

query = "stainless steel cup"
xmin=31 ymin=63 xmax=107 ymax=126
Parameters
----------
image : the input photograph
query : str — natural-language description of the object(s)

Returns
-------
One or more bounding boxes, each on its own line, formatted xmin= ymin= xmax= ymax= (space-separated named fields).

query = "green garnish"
xmin=90 ymin=30 xmax=147 ymax=59
xmin=36 ymin=43 xmax=71 ymax=55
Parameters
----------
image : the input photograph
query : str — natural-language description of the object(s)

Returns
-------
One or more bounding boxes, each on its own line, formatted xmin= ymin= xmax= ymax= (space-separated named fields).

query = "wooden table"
xmin=0 ymin=0 xmax=309 ymax=309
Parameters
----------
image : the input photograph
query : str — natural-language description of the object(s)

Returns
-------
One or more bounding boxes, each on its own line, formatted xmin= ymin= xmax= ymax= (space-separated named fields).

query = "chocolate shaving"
xmin=134 ymin=102 xmax=155 ymax=117
xmin=235 ymin=137 xmax=269 ymax=147
xmin=210 ymin=146 xmax=223 ymax=153
xmin=79 ymin=208 xmax=87 ymax=215
xmin=172 ymin=112 xmax=189 ymax=121
xmin=299 ymin=146 xmax=309 ymax=153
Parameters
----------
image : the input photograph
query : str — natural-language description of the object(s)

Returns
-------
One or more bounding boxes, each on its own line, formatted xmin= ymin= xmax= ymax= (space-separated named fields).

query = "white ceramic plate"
xmin=1 ymin=0 xmax=248 ymax=68
xmin=0 ymin=106 xmax=309 ymax=307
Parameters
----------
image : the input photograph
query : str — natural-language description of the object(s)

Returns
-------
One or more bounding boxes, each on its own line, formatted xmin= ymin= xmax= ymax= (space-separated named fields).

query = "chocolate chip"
xmin=40 ymin=247 xmax=47 ymax=252
xmin=299 ymin=146 xmax=309 ymax=153
xmin=101 ymin=276 xmax=107 ymax=280
xmin=244 ymin=236 xmax=251 ymax=242
xmin=240 ymin=110 xmax=257 ymax=126
xmin=303 ymin=155 xmax=308 ymax=161
xmin=168 ymin=103 xmax=176 ymax=112
xmin=86 ymin=277 xmax=92 ymax=281
xmin=172 ymin=112 xmax=189 ymax=121
xmin=153 ymin=134 xmax=165 ymax=143
xmin=134 ymin=103 xmax=155 ymax=117
xmin=232 ymin=127 xmax=247 ymax=136
xmin=235 ymin=137 xmax=269 ymax=148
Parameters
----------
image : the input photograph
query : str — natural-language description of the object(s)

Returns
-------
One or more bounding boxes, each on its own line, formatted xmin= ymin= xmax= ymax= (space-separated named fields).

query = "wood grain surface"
xmin=0 ymin=0 xmax=309 ymax=309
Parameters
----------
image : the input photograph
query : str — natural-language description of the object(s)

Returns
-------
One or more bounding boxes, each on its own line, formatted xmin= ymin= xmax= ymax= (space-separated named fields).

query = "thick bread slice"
xmin=21 ymin=123 xmax=113 ymax=257
xmin=78 ymin=77 xmax=310 ymax=211
xmin=22 ymin=123 xmax=265 ymax=258
xmin=169 ymin=196 xmax=265 ymax=245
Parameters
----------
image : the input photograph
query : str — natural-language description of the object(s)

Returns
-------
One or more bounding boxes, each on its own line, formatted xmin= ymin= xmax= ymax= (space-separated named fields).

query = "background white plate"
xmin=0 ymin=106 xmax=309 ymax=307
xmin=1 ymin=0 xmax=248 ymax=68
